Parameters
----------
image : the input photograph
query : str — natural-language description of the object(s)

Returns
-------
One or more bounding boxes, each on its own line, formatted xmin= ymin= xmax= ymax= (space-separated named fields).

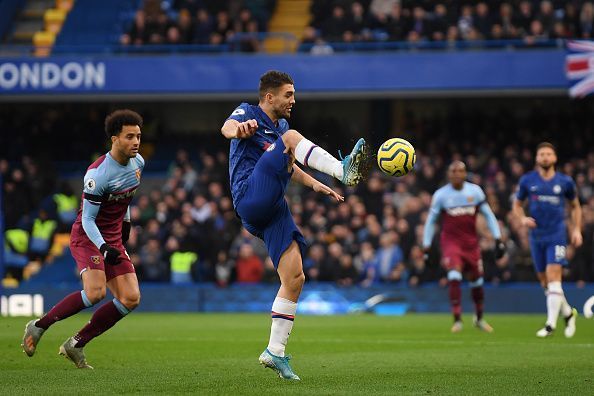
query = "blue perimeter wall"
xmin=0 ymin=49 xmax=567 ymax=95
xmin=3 ymin=283 xmax=593 ymax=314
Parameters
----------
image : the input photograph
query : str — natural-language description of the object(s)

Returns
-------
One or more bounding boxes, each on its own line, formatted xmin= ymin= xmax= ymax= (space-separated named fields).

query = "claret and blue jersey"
xmin=423 ymin=181 xmax=501 ymax=249
xmin=70 ymin=152 xmax=144 ymax=249
xmin=227 ymin=102 xmax=290 ymax=207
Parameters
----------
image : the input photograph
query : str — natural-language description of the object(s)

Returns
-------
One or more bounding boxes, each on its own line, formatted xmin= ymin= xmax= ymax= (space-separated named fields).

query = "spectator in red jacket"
xmin=236 ymin=243 xmax=264 ymax=283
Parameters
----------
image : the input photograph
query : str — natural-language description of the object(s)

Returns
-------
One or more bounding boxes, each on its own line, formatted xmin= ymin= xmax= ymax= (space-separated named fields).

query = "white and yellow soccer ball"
xmin=377 ymin=138 xmax=416 ymax=177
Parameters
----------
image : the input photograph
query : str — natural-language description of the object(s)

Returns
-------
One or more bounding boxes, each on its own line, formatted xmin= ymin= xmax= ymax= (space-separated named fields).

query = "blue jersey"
xmin=71 ymin=152 xmax=144 ymax=249
xmin=516 ymin=170 xmax=576 ymax=241
xmin=226 ymin=103 xmax=289 ymax=207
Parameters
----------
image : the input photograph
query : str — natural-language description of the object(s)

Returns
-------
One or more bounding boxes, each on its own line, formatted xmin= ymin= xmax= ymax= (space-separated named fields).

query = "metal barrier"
xmin=0 ymin=37 xmax=566 ymax=57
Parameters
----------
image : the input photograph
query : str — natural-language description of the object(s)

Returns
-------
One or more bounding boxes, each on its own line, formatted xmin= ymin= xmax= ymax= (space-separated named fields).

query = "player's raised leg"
xmin=59 ymin=272 xmax=140 ymax=368
xmin=259 ymin=241 xmax=303 ymax=380
xmin=282 ymin=129 xmax=367 ymax=186
xmin=21 ymin=270 xmax=101 ymax=357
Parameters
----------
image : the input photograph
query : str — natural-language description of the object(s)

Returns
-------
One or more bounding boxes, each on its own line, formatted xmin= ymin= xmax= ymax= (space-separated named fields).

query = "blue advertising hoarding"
xmin=0 ymin=49 xmax=566 ymax=97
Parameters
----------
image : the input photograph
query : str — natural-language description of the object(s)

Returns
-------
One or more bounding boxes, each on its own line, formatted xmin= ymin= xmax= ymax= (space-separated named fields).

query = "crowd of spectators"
xmin=304 ymin=0 xmax=594 ymax=50
xmin=119 ymin=0 xmax=594 ymax=53
xmin=91 ymin=140 xmax=594 ymax=288
xmin=3 ymin=103 xmax=594 ymax=288
xmin=120 ymin=0 xmax=276 ymax=51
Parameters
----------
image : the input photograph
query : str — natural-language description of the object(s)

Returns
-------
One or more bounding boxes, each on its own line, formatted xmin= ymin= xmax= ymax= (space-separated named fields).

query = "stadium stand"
xmin=3 ymin=101 xmax=593 ymax=288
xmin=2 ymin=0 xmax=593 ymax=55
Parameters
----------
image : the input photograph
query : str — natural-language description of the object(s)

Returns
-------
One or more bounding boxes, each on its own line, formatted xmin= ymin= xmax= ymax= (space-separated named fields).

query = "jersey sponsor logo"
xmin=266 ymin=143 xmax=276 ymax=152
xmin=534 ymin=195 xmax=561 ymax=204
xmin=86 ymin=178 xmax=96 ymax=191
xmin=91 ymin=255 xmax=101 ymax=264
xmin=445 ymin=206 xmax=476 ymax=216
xmin=231 ymin=108 xmax=245 ymax=116
xmin=107 ymin=188 xmax=137 ymax=202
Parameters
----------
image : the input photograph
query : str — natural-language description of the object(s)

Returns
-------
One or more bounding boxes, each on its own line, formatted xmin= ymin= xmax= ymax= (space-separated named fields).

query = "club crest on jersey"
xmin=91 ymin=255 xmax=101 ymax=264
xmin=467 ymin=196 xmax=474 ymax=203
xmin=135 ymin=169 xmax=142 ymax=181
xmin=553 ymin=185 xmax=561 ymax=194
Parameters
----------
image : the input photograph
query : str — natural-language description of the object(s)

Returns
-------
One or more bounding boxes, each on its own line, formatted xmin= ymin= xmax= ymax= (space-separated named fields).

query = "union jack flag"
xmin=566 ymin=40 xmax=594 ymax=98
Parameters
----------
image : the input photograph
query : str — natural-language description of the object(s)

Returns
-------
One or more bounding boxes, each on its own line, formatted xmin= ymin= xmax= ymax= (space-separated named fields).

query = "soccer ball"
xmin=377 ymin=138 xmax=416 ymax=177
xmin=583 ymin=295 xmax=594 ymax=319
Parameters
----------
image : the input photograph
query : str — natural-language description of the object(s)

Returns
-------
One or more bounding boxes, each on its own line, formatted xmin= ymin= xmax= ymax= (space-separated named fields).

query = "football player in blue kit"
xmin=513 ymin=142 xmax=582 ymax=338
xmin=221 ymin=70 xmax=367 ymax=380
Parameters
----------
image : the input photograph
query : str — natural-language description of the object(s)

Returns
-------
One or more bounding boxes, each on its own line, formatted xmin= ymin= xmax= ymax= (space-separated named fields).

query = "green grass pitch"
xmin=1 ymin=313 xmax=593 ymax=395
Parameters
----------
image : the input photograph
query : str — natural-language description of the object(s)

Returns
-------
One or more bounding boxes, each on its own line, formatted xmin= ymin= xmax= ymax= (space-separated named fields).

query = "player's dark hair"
xmin=259 ymin=70 xmax=294 ymax=99
xmin=536 ymin=141 xmax=556 ymax=154
xmin=104 ymin=109 xmax=143 ymax=138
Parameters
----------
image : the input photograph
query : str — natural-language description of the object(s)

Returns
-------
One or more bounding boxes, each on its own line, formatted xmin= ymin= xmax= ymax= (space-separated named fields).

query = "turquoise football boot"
xmin=259 ymin=349 xmax=300 ymax=380
xmin=340 ymin=138 xmax=367 ymax=186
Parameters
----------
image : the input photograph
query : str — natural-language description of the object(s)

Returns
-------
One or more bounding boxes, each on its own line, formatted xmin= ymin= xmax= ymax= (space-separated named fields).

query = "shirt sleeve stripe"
xmin=83 ymin=192 xmax=105 ymax=203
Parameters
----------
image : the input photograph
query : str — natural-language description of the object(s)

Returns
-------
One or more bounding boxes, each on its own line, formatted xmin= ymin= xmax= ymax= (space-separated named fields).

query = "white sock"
xmin=560 ymin=294 xmax=573 ymax=317
xmin=546 ymin=281 xmax=564 ymax=328
xmin=267 ymin=297 xmax=297 ymax=357
xmin=294 ymin=138 xmax=343 ymax=180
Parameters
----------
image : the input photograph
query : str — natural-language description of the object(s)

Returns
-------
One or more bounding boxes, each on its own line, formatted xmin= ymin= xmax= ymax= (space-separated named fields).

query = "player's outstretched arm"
xmin=292 ymin=164 xmax=344 ymax=202
xmin=221 ymin=119 xmax=257 ymax=139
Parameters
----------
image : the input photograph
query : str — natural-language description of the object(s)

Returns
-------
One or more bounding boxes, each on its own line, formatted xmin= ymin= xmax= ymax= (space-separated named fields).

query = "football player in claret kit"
xmin=21 ymin=109 xmax=145 ymax=368
xmin=513 ymin=142 xmax=581 ymax=338
xmin=423 ymin=161 xmax=505 ymax=333
xmin=221 ymin=70 xmax=367 ymax=380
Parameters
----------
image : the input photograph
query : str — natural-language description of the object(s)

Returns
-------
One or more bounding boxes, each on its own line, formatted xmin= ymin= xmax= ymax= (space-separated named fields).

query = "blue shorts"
xmin=529 ymin=238 xmax=568 ymax=273
xmin=235 ymin=138 xmax=306 ymax=268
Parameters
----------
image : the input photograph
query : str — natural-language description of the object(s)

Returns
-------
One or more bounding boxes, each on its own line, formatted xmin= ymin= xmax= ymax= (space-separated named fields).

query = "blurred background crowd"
xmin=118 ymin=0 xmax=594 ymax=52
xmin=3 ymin=99 xmax=593 ymax=288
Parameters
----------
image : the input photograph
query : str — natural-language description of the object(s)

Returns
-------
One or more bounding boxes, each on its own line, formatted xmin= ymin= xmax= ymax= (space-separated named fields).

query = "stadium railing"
xmin=0 ymin=37 xmax=565 ymax=57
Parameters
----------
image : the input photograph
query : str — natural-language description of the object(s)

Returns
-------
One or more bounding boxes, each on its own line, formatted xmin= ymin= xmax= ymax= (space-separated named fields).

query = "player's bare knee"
xmin=290 ymin=271 xmax=305 ymax=291
xmin=281 ymin=129 xmax=303 ymax=150
xmin=85 ymin=287 xmax=106 ymax=304
xmin=296 ymin=271 xmax=305 ymax=285
xmin=120 ymin=292 xmax=141 ymax=310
